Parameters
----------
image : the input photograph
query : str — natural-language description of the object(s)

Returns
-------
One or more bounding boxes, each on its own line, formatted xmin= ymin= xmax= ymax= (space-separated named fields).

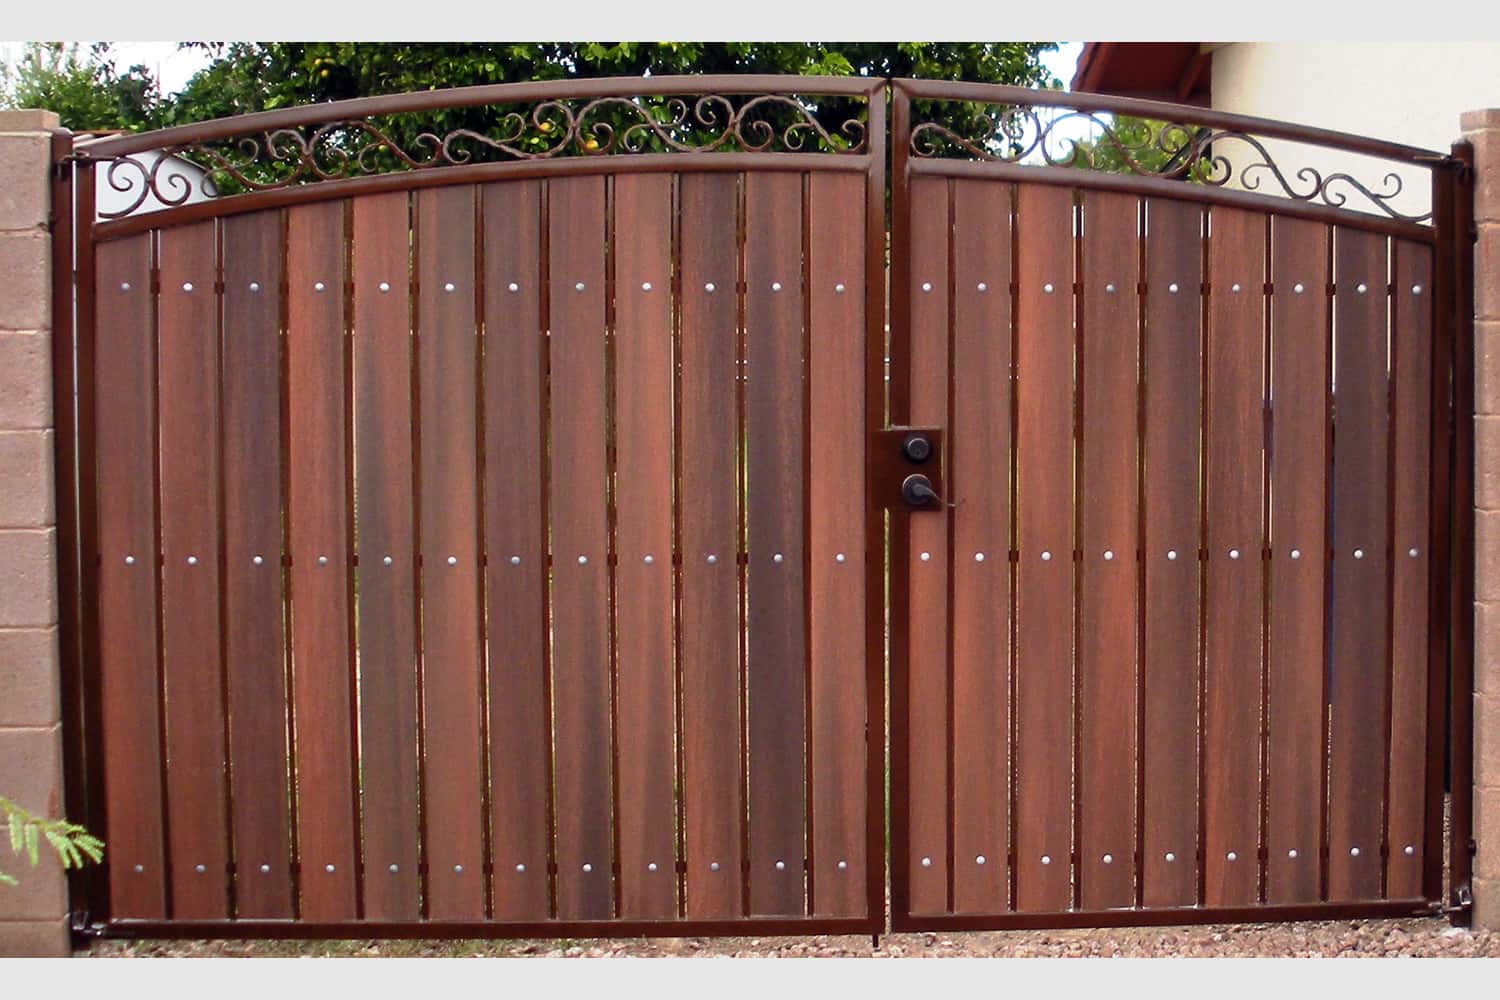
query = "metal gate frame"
xmin=46 ymin=74 xmax=1474 ymax=942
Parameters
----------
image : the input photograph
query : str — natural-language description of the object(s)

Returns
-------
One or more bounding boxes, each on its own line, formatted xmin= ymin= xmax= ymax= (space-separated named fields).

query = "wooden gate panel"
xmin=1012 ymin=183 xmax=1075 ymax=914
xmin=1327 ymin=227 xmax=1392 ymax=902
xmin=1265 ymin=217 xmax=1331 ymax=905
xmin=1202 ymin=207 xmax=1267 ymax=908
xmin=221 ymin=210 xmax=294 ymax=919
xmin=1077 ymin=191 xmax=1141 ymax=911
xmin=481 ymin=180 xmax=552 ymax=921
xmin=285 ymin=201 xmax=358 ymax=921
xmin=157 ymin=220 xmax=230 ymax=919
xmin=904 ymin=176 xmax=951 ymax=915
xmin=744 ymin=171 xmax=808 ymax=917
xmin=1139 ymin=198 xmax=1203 ymax=909
xmin=612 ymin=173 xmax=680 ymax=920
xmin=1387 ymin=241 xmax=1434 ymax=899
xmin=678 ymin=173 xmax=744 ymax=919
xmin=807 ymin=171 xmax=868 ymax=917
xmin=547 ymin=175 xmax=614 ymax=921
xmin=94 ymin=234 xmax=168 ymax=919
xmin=351 ymin=191 xmax=421 ymax=921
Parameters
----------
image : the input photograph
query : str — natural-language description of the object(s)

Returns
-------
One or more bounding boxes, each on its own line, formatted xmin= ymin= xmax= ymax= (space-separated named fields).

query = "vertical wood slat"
xmin=1202 ymin=207 xmax=1267 ymax=908
xmin=949 ymin=178 xmax=1011 ymax=914
xmin=286 ymin=201 xmax=358 ymax=920
xmin=612 ymin=173 xmax=679 ymax=920
xmin=94 ymin=235 xmax=168 ymax=918
xmin=904 ymin=176 xmax=950 ymax=915
xmin=678 ymin=172 xmax=744 ymax=919
xmin=1387 ymin=241 xmax=1434 ymax=898
xmin=351 ymin=192 xmax=420 ymax=921
xmin=808 ymin=170 xmax=868 ymax=917
xmin=156 ymin=221 xmax=230 ymax=918
xmin=221 ymin=211 xmax=294 ymax=918
xmin=1077 ymin=191 xmax=1140 ymax=911
xmin=1013 ymin=183 xmax=1075 ymax=914
xmin=1265 ymin=217 xmax=1330 ymax=904
xmin=547 ymin=175 xmax=614 ymax=920
xmin=415 ymin=186 xmax=487 ymax=920
xmin=1327 ymin=227 xmax=1391 ymax=901
xmin=1140 ymin=199 xmax=1203 ymax=909
xmin=482 ymin=180 xmax=552 ymax=921
xmin=744 ymin=171 xmax=807 ymax=917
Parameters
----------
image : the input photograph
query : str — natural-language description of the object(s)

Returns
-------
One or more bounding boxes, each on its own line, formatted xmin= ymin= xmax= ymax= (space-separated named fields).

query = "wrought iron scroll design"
xmin=85 ymin=93 xmax=868 ymax=220
xmin=909 ymin=104 xmax=1431 ymax=224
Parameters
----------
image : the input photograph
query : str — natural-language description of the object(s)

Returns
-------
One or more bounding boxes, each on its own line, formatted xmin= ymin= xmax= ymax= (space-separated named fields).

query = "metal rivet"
xmin=253 ymin=555 xmax=264 ymax=566
xmin=1412 ymin=284 xmax=1423 ymax=295
xmin=974 ymin=552 xmax=985 ymax=562
xmin=920 ymin=857 xmax=932 ymax=868
xmin=1294 ymin=283 xmax=1305 ymax=294
xmin=837 ymin=860 xmax=848 ymax=871
xmin=125 ymin=555 xmax=135 ymax=565
xmin=378 ymin=282 xmax=390 ymax=293
xmin=1103 ymin=550 xmax=1114 ymax=561
xmin=182 ymin=282 xmax=194 ymax=292
xmin=508 ymin=282 xmax=520 ymax=293
xmin=976 ymin=855 xmax=986 ymax=865
xmin=1357 ymin=282 xmax=1368 ymax=294
xmin=707 ymin=554 xmax=718 ymax=565
xmin=582 ymin=863 xmax=593 ymax=873
xmin=920 ymin=552 xmax=931 ymax=562
xmin=1165 ymin=852 xmax=1176 ymax=862
xmin=1405 ymin=845 xmax=1415 ymax=856
xmin=1041 ymin=855 xmax=1052 ymax=865
xmin=575 ymin=282 xmax=585 ymax=292
xmin=516 ymin=863 xmax=526 ymax=873
xmin=134 ymin=864 xmax=144 ymax=873
xmin=1169 ymin=283 xmax=1180 ymax=293
xmin=1291 ymin=549 xmax=1302 ymax=560
xmin=510 ymin=555 xmax=521 ymax=565
xmin=447 ymin=555 xmax=458 ymax=566
xmin=1167 ymin=550 xmax=1178 ymax=560
xmin=120 ymin=282 xmax=132 ymax=292
xmin=773 ymin=553 xmax=784 ymax=564
xmin=835 ymin=283 xmax=846 ymax=294
xmin=1226 ymin=851 xmax=1237 ymax=861
xmin=325 ymin=864 xmax=336 ymax=873
xmin=772 ymin=281 xmax=783 ymax=292
xmin=1103 ymin=854 xmax=1113 ymax=864
xmin=318 ymin=555 xmax=329 ymax=566
xmin=1043 ymin=283 xmax=1055 ymax=294
xmin=383 ymin=555 xmax=393 ymax=566
xmin=444 ymin=282 xmax=456 ymax=293
xmin=1232 ymin=283 xmax=1242 ymax=293
xmin=921 ymin=282 xmax=933 ymax=293
xmin=1409 ymin=547 xmax=1419 ymax=558
xmin=710 ymin=862 xmax=720 ymax=872
xmin=1354 ymin=548 xmax=1364 ymax=559
xmin=1350 ymin=847 xmax=1360 ymax=857
xmin=250 ymin=282 xmax=261 ymax=293
xmin=454 ymin=864 xmax=464 ymax=873
xmin=261 ymin=864 xmax=272 ymax=874
xmin=648 ymin=862 xmax=658 ymax=872
xmin=187 ymin=555 xmax=198 ymax=566
xmin=705 ymin=282 xmax=716 ymax=293
xmin=1229 ymin=548 xmax=1240 ymax=559
xmin=775 ymin=860 xmax=786 ymax=871
xmin=1105 ymin=283 xmax=1116 ymax=293
xmin=835 ymin=553 xmax=846 ymax=563
xmin=644 ymin=554 xmax=654 ymax=564
xmin=1041 ymin=551 xmax=1052 ymax=561
xmin=1289 ymin=849 xmax=1299 ymax=859
xmin=314 ymin=282 xmax=325 ymax=293
xmin=576 ymin=555 xmax=589 ymax=566
xmin=388 ymin=864 xmax=398 ymax=873
xmin=977 ymin=282 xmax=988 ymax=292
xmin=195 ymin=864 xmax=206 ymax=874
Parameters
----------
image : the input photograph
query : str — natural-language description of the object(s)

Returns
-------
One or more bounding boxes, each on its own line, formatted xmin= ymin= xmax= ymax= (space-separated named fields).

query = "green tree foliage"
xmin=0 ymin=42 xmax=162 ymax=132
xmin=1 ymin=796 xmax=103 ymax=887
xmin=1065 ymin=115 xmax=1215 ymax=180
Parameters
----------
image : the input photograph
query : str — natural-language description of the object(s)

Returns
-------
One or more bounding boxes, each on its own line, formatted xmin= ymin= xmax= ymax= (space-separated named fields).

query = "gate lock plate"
xmin=872 ymin=427 xmax=945 ymax=512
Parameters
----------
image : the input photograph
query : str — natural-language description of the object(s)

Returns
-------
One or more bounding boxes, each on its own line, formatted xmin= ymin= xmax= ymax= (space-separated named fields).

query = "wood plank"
xmin=351 ymin=192 xmax=420 ymax=921
xmin=904 ymin=176 xmax=950 ymax=915
xmin=221 ymin=210 xmax=293 ymax=919
xmin=415 ymin=185 xmax=487 ymax=920
xmin=1140 ymin=198 xmax=1203 ymax=909
xmin=482 ymin=180 xmax=552 ymax=920
xmin=1327 ymin=226 xmax=1391 ymax=902
xmin=1265 ymin=217 xmax=1330 ymax=905
xmin=1077 ymin=191 xmax=1140 ymax=911
xmin=949 ymin=178 xmax=1011 ymax=914
xmin=743 ymin=171 xmax=807 ymax=917
xmin=94 ymin=234 xmax=168 ymax=918
xmin=612 ymin=173 xmax=679 ymax=920
xmin=808 ymin=171 xmax=868 ymax=917
xmin=547 ymin=175 xmax=613 ymax=920
xmin=678 ymin=172 xmax=744 ymax=919
xmin=1013 ymin=183 xmax=1075 ymax=913
xmin=285 ymin=201 xmax=358 ymax=921
xmin=1387 ymin=240 xmax=1433 ymax=899
xmin=1202 ymin=207 xmax=1266 ymax=907
xmin=156 ymin=221 xmax=229 ymax=919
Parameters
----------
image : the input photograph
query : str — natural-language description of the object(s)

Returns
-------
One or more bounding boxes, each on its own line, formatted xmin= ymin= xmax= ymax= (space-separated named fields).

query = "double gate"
xmin=49 ymin=76 xmax=1475 ymax=940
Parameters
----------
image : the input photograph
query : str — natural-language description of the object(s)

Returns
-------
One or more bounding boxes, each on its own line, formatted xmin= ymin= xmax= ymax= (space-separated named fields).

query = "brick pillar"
xmin=1467 ymin=108 xmax=1500 ymax=930
xmin=0 ymin=109 xmax=71 ymax=957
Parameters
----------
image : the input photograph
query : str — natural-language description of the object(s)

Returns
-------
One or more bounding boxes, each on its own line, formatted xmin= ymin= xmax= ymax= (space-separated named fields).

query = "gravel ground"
xmin=87 ymin=916 xmax=1500 ymax=958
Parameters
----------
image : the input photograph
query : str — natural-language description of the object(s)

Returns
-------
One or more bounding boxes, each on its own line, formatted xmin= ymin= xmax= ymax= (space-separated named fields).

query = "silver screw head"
xmin=378 ymin=282 xmax=390 ymax=293
xmin=182 ymin=282 xmax=194 ymax=292
xmin=835 ymin=553 xmax=846 ymax=563
xmin=262 ymin=864 xmax=272 ymax=873
xmin=1043 ymin=283 xmax=1055 ymax=294
xmin=704 ymin=282 xmax=716 ymax=293
xmin=1105 ymin=283 xmax=1115 ymax=293
xmin=709 ymin=862 xmax=720 ymax=872
xmin=835 ymin=283 xmax=846 ymax=294
xmin=1409 ymin=547 xmax=1419 ymax=558
xmin=1169 ymin=282 xmax=1180 ymax=293
xmin=508 ymin=282 xmax=520 ymax=293
xmin=187 ymin=555 xmax=198 ymax=566
xmin=978 ymin=282 xmax=988 ymax=292
xmin=134 ymin=864 xmax=144 ymax=873
xmin=314 ymin=281 xmax=325 ymax=292
xmin=1041 ymin=551 xmax=1052 ymax=561
xmin=454 ymin=864 xmax=464 ymax=873
xmin=325 ymin=864 xmax=336 ymax=873
xmin=575 ymin=282 xmax=585 ymax=292
xmin=582 ymin=863 xmax=593 ymax=873
xmin=253 ymin=555 xmax=264 ymax=566
xmin=1229 ymin=548 xmax=1240 ymax=559
xmin=1354 ymin=548 xmax=1364 ymax=559
xmin=250 ymin=281 xmax=261 ymax=292
xmin=1227 ymin=851 xmax=1237 ymax=861
xmin=1103 ymin=550 xmax=1114 ymax=561
xmin=976 ymin=855 xmax=986 ymax=865
xmin=388 ymin=864 xmax=399 ymax=873
xmin=1294 ymin=283 xmax=1305 ymax=294
xmin=1291 ymin=549 xmax=1301 ymax=560
xmin=444 ymin=282 xmax=456 ymax=293
xmin=1412 ymin=284 xmax=1423 ymax=295
xmin=120 ymin=282 xmax=132 ymax=292
xmin=515 ymin=863 xmax=526 ymax=873
xmin=1289 ymin=849 xmax=1299 ymax=859
xmin=1232 ymin=283 xmax=1242 ymax=293
xmin=1041 ymin=855 xmax=1051 ymax=865
xmin=195 ymin=864 xmax=206 ymax=874
xmin=125 ymin=555 xmax=135 ymax=565
xmin=1102 ymin=854 xmax=1113 ymax=864
xmin=837 ymin=860 xmax=848 ymax=871
xmin=920 ymin=857 xmax=932 ymax=868
xmin=510 ymin=555 xmax=521 ymax=565
xmin=921 ymin=282 xmax=932 ymax=292
xmin=577 ymin=555 xmax=588 ymax=565
xmin=383 ymin=555 xmax=393 ymax=566
xmin=447 ymin=555 xmax=458 ymax=566
xmin=1404 ymin=845 xmax=1415 ymax=856
xmin=1167 ymin=549 xmax=1178 ymax=560
xmin=772 ymin=281 xmax=783 ymax=292
xmin=1357 ymin=282 xmax=1368 ymax=293
xmin=773 ymin=553 xmax=784 ymax=564
xmin=318 ymin=555 xmax=329 ymax=565
xmin=648 ymin=862 xmax=658 ymax=872
xmin=1350 ymin=847 xmax=1360 ymax=857
xmin=974 ymin=552 xmax=985 ymax=562
xmin=642 ymin=281 xmax=652 ymax=292
xmin=775 ymin=860 xmax=786 ymax=871
xmin=644 ymin=554 xmax=654 ymax=564
xmin=920 ymin=552 xmax=931 ymax=562
xmin=1165 ymin=852 xmax=1176 ymax=862
xmin=707 ymin=554 xmax=718 ymax=565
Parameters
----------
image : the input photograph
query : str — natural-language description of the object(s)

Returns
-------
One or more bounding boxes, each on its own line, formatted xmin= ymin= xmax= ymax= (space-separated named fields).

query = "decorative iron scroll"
xmin=909 ymin=103 xmax=1432 ymax=224
xmin=84 ymin=92 xmax=868 ymax=220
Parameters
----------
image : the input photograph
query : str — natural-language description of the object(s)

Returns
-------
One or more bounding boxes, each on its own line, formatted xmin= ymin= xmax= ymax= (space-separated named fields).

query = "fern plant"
xmin=1 ymin=796 xmax=103 ymax=887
